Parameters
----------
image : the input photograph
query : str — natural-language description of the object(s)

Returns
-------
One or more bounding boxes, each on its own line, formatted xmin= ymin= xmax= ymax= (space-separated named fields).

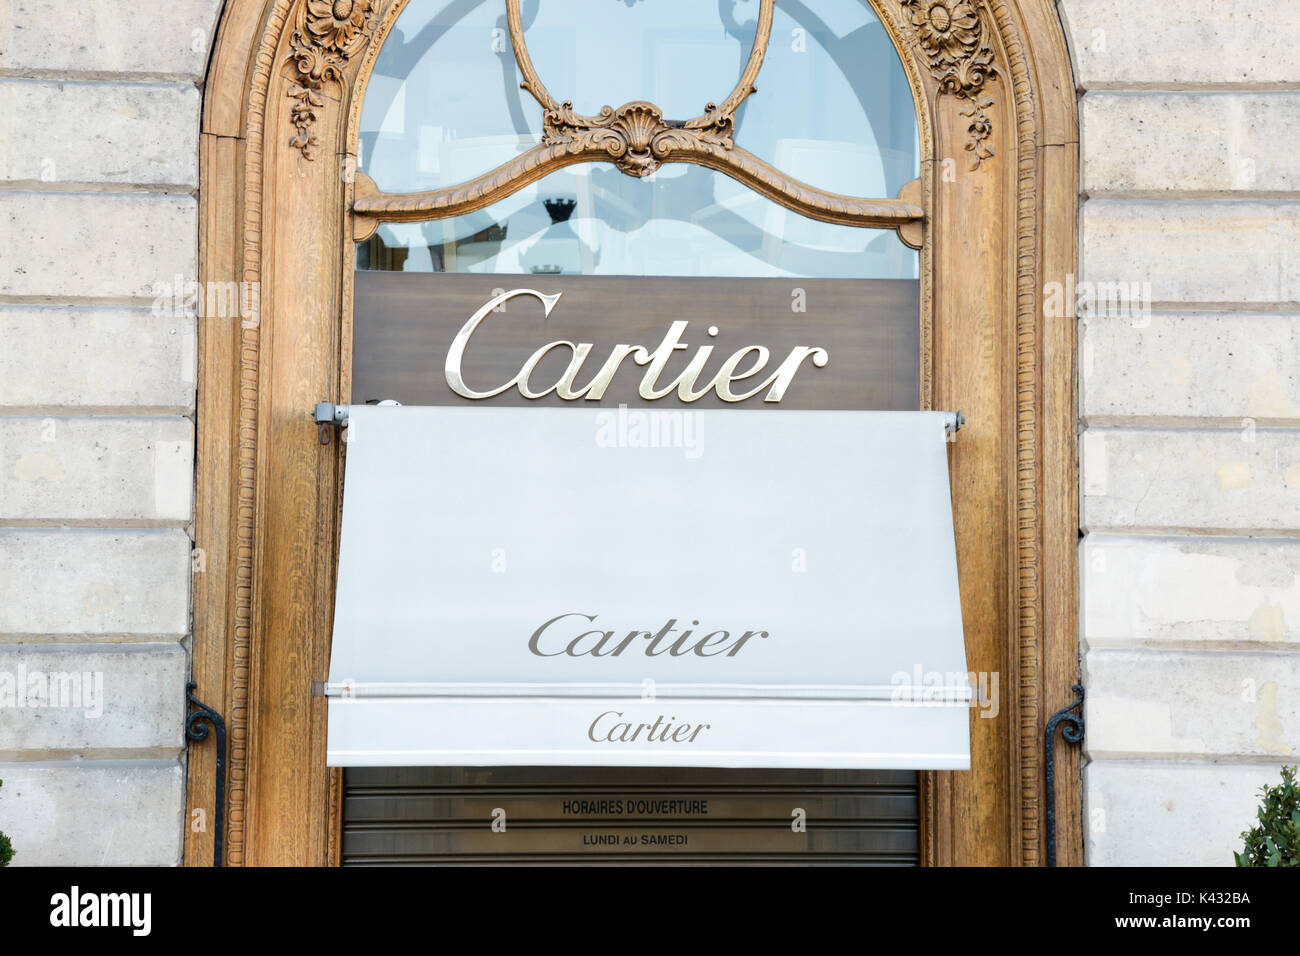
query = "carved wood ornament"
xmin=288 ymin=0 xmax=378 ymax=159
xmin=349 ymin=0 xmax=925 ymax=247
xmin=899 ymin=0 xmax=997 ymax=168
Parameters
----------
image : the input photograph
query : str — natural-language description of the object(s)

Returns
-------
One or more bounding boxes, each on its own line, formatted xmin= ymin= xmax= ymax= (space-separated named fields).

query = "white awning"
xmin=325 ymin=405 xmax=970 ymax=769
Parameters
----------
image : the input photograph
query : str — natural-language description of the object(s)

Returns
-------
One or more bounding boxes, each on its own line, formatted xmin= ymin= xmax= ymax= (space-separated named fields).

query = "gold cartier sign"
xmin=446 ymin=288 xmax=828 ymax=404
xmin=352 ymin=272 xmax=920 ymax=410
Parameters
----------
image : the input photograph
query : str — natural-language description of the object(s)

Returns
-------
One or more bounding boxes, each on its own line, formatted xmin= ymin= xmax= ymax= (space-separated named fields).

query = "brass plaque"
xmin=353 ymin=272 xmax=919 ymax=410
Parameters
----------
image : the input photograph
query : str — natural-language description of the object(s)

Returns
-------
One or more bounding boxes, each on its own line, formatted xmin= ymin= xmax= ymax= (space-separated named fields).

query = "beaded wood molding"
xmin=351 ymin=0 xmax=924 ymax=247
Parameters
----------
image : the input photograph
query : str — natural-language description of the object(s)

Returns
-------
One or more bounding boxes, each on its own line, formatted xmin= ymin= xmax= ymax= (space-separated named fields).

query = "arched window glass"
xmin=358 ymin=164 xmax=916 ymax=278
xmin=357 ymin=0 xmax=919 ymax=279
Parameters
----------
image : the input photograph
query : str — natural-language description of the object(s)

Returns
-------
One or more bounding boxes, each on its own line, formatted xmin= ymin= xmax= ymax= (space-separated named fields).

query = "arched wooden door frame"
xmin=188 ymin=0 xmax=1080 ymax=866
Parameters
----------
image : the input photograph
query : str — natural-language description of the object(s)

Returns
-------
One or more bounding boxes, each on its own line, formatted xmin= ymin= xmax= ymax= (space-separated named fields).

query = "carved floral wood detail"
xmin=288 ymin=0 xmax=378 ymax=159
xmin=899 ymin=0 xmax=998 ymax=168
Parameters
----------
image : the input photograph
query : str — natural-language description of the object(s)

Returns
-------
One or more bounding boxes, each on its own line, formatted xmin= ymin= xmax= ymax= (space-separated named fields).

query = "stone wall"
xmin=1064 ymin=0 xmax=1300 ymax=865
xmin=0 ymin=0 xmax=222 ymax=865
xmin=0 ymin=0 xmax=1296 ymax=867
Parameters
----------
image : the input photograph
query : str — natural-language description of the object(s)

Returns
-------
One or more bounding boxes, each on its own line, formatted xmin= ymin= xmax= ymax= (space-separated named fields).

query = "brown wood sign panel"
xmin=353 ymin=272 xmax=919 ymax=411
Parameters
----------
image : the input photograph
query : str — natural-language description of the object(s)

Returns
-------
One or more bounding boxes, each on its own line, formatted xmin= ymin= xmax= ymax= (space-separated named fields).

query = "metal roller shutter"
xmin=342 ymin=766 xmax=918 ymax=865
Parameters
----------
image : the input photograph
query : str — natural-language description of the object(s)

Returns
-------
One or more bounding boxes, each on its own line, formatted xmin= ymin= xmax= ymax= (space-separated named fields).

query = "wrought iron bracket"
xmin=1044 ymin=682 xmax=1084 ymax=867
xmin=185 ymin=681 xmax=227 ymax=867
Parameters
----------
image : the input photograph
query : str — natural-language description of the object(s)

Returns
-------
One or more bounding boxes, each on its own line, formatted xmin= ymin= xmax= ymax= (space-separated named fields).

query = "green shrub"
xmin=0 ymin=779 xmax=12 ymax=867
xmin=1235 ymin=765 xmax=1300 ymax=867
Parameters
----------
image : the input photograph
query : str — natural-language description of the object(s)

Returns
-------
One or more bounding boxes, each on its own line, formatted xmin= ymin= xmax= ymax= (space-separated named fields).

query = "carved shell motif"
xmin=543 ymin=100 xmax=736 ymax=178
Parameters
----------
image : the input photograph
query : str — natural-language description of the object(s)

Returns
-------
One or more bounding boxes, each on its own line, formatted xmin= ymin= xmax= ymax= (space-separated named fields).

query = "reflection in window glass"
xmin=357 ymin=164 xmax=918 ymax=279
xmin=521 ymin=1 xmax=746 ymax=121
xmin=360 ymin=0 xmax=918 ymax=198
xmin=738 ymin=0 xmax=919 ymax=197
xmin=359 ymin=0 xmax=536 ymax=194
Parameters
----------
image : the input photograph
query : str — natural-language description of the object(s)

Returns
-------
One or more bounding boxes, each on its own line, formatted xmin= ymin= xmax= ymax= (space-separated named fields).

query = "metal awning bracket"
xmin=314 ymin=400 xmax=349 ymax=427
xmin=943 ymin=410 xmax=965 ymax=438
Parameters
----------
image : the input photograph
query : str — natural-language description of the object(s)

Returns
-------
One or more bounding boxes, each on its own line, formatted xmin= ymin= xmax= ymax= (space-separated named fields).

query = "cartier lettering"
xmin=529 ymin=612 xmax=769 ymax=658
xmin=588 ymin=710 xmax=712 ymax=744
xmin=446 ymin=288 xmax=828 ymax=403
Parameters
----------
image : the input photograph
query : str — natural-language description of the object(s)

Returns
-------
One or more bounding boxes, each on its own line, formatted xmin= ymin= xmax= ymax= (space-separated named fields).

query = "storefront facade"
xmin=0 ymin=0 xmax=1294 ymax=867
xmin=192 ymin=0 xmax=1081 ymax=867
